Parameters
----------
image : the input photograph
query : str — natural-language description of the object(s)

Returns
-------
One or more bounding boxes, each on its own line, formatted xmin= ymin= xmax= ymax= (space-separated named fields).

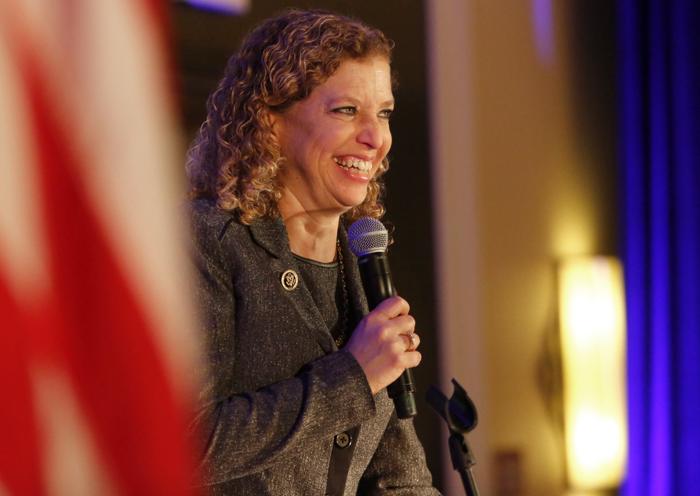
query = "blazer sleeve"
xmin=357 ymin=412 xmax=441 ymax=495
xmin=188 ymin=208 xmax=376 ymax=485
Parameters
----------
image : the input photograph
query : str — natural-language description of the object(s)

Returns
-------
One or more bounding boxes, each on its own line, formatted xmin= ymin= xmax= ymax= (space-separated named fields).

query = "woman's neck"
xmin=278 ymin=200 xmax=342 ymax=263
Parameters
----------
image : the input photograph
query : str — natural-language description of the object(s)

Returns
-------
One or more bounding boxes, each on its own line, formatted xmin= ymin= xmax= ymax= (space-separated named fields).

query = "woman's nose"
xmin=357 ymin=117 xmax=387 ymax=150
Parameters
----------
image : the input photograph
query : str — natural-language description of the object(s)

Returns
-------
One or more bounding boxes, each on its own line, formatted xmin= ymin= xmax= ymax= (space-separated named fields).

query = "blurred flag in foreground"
xmin=0 ymin=1 xmax=200 ymax=494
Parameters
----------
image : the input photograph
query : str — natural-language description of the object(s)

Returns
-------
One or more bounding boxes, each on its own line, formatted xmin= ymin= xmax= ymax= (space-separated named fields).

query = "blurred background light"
xmin=558 ymin=257 xmax=627 ymax=491
xmin=178 ymin=0 xmax=249 ymax=15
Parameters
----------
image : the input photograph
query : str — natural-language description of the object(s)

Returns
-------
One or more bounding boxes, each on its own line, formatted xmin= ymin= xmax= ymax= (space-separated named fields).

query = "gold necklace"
xmin=335 ymin=239 xmax=350 ymax=348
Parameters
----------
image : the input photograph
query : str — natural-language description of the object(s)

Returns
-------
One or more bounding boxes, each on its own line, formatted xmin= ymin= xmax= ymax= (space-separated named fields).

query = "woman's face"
xmin=272 ymin=55 xmax=394 ymax=217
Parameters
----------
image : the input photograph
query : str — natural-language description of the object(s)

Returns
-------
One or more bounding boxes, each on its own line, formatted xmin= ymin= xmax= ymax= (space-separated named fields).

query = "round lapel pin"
xmin=281 ymin=269 xmax=299 ymax=291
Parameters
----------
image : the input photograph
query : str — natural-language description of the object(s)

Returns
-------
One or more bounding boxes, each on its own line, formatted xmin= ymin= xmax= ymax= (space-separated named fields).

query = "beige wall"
xmin=427 ymin=1 xmax=618 ymax=495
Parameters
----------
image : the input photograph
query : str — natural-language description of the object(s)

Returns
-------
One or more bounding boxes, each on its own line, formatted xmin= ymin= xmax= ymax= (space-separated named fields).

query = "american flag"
xmin=0 ymin=1 xmax=201 ymax=494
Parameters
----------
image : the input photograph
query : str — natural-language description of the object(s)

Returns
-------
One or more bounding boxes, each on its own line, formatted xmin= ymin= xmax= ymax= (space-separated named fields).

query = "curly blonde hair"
xmin=186 ymin=9 xmax=395 ymax=224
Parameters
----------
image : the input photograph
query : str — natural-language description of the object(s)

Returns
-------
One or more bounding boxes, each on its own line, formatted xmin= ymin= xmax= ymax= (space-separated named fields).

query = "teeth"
xmin=334 ymin=157 xmax=372 ymax=172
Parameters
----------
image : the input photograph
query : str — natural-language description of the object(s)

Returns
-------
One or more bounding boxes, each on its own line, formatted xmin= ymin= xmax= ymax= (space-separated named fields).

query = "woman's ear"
xmin=266 ymin=109 xmax=281 ymax=136
xmin=266 ymin=109 xmax=288 ymax=152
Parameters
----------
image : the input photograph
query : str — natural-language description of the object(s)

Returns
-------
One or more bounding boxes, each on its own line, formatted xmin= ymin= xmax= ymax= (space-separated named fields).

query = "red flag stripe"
xmin=0 ymin=282 xmax=45 ymax=496
xmin=0 ymin=0 xmax=200 ymax=493
xmin=0 ymin=8 xmax=48 ymax=494
xmin=15 ymin=37 xmax=197 ymax=496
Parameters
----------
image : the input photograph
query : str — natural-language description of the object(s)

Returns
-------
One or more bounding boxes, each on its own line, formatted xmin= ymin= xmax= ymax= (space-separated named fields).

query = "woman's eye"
xmin=333 ymin=106 xmax=357 ymax=116
xmin=379 ymin=109 xmax=394 ymax=120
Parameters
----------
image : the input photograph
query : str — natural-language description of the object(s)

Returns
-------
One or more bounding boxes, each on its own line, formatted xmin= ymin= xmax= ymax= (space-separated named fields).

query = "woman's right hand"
xmin=344 ymin=296 xmax=422 ymax=395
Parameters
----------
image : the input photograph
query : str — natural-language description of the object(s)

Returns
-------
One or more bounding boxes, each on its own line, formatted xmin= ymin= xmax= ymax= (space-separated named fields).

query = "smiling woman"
xmin=273 ymin=56 xmax=394 ymax=260
xmin=185 ymin=9 xmax=439 ymax=496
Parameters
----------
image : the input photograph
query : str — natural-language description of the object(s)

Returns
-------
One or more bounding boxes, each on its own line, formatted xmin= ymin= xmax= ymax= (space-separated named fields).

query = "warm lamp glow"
xmin=558 ymin=257 xmax=627 ymax=490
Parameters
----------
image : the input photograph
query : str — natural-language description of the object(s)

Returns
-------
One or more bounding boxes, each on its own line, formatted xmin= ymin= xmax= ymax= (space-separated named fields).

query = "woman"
xmin=187 ymin=9 xmax=438 ymax=495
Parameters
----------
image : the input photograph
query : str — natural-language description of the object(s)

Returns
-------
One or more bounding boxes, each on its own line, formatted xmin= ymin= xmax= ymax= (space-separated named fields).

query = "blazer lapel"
xmin=338 ymin=224 xmax=369 ymax=328
xmin=249 ymin=219 xmax=336 ymax=353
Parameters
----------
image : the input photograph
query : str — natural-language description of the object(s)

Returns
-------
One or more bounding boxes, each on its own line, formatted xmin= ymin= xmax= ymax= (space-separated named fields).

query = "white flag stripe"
xmin=33 ymin=367 xmax=118 ymax=496
xmin=74 ymin=0 xmax=201 ymax=390
xmin=0 ymin=17 xmax=48 ymax=303
xmin=8 ymin=0 xmax=199 ymax=396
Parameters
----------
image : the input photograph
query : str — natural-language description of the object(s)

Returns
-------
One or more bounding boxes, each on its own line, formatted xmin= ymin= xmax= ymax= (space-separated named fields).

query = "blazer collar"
xmin=248 ymin=216 xmax=370 ymax=350
xmin=248 ymin=217 xmax=289 ymax=259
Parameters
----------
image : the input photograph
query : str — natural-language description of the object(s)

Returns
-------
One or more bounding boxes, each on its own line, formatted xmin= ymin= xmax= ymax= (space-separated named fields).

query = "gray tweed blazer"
xmin=189 ymin=199 xmax=438 ymax=495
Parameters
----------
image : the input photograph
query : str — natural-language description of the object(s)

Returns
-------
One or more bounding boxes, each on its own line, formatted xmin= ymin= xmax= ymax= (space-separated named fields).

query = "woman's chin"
xmin=335 ymin=189 xmax=370 ymax=212
xmin=331 ymin=176 xmax=372 ymax=209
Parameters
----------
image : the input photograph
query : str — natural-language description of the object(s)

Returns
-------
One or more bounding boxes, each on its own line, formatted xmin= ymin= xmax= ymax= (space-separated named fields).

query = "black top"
xmin=292 ymin=253 xmax=345 ymax=344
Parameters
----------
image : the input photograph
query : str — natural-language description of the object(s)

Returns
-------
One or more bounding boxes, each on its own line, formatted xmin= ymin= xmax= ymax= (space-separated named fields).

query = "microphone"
xmin=348 ymin=217 xmax=417 ymax=419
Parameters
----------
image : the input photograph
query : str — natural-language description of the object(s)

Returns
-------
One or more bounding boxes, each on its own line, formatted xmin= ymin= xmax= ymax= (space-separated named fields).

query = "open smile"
xmin=334 ymin=156 xmax=373 ymax=175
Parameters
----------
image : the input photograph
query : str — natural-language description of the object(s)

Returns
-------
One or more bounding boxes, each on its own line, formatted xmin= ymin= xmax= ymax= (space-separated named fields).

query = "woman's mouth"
xmin=334 ymin=157 xmax=373 ymax=174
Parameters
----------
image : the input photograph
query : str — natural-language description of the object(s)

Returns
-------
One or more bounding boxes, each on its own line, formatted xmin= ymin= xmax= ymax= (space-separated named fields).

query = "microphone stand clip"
xmin=426 ymin=379 xmax=480 ymax=496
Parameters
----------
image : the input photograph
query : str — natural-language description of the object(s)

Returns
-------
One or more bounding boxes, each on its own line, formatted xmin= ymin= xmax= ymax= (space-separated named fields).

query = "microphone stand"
xmin=426 ymin=379 xmax=480 ymax=496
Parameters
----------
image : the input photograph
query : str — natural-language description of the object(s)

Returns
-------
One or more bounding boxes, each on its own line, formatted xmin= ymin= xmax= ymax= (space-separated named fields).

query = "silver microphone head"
xmin=348 ymin=217 xmax=389 ymax=257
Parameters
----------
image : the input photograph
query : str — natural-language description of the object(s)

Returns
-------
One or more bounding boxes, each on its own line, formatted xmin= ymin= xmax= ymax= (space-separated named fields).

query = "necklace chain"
xmin=335 ymin=239 xmax=350 ymax=348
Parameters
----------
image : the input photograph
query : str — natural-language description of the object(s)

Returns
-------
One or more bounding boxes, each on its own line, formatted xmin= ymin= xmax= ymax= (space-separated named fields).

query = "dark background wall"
xmin=170 ymin=0 xmax=443 ymax=489
xmin=568 ymin=0 xmax=619 ymax=255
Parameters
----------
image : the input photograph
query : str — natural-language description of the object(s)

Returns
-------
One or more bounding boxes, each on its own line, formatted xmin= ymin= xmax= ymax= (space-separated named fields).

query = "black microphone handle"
xmin=357 ymin=253 xmax=417 ymax=419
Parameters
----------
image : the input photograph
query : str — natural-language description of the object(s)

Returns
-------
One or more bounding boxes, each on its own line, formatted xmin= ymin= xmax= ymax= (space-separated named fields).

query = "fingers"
xmin=404 ymin=350 xmax=422 ymax=369
xmin=397 ymin=332 xmax=421 ymax=370
xmin=363 ymin=297 xmax=419 ymax=352
xmin=399 ymin=331 xmax=420 ymax=352
xmin=375 ymin=314 xmax=415 ymax=341
xmin=365 ymin=300 xmax=414 ymax=338
xmin=391 ymin=338 xmax=422 ymax=369
xmin=373 ymin=295 xmax=410 ymax=319
xmin=345 ymin=296 xmax=424 ymax=394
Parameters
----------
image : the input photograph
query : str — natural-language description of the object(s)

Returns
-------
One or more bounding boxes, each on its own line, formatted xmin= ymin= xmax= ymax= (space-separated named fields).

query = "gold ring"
xmin=403 ymin=332 xmax=417 ymax=352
